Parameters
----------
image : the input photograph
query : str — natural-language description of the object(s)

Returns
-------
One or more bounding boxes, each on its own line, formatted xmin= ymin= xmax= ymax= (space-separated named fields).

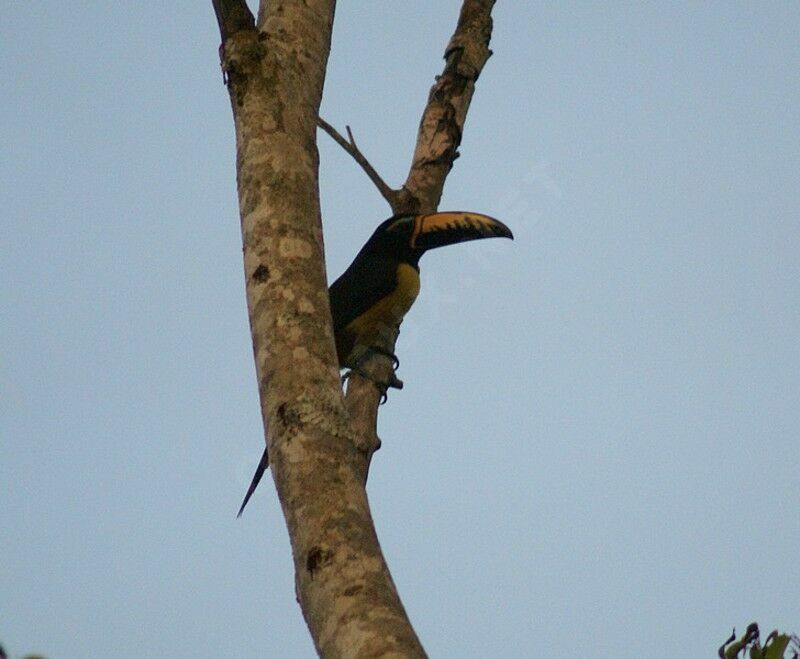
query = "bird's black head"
xmin=365 ymin=211 xmax=513 ymax=268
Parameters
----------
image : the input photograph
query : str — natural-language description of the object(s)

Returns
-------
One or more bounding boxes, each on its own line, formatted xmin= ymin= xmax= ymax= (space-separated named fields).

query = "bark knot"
xmin=306 ymin=546 xmax=334 ymax=578
xmin=252 ymin=263 xmax=270 ymax=283
xmin=276 ymin=402 xmax=302 ymax=432
xmin=342 ymin=584 xmax=364 ymax=597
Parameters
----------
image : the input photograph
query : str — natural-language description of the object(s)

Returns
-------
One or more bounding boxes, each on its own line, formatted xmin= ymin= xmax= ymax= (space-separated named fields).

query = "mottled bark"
xmin=214 ymin=1 xmax=424 ymax=656
xmin=214 ymin=0 xmax=495 ymax=656
xmin=403 ymin=0 xmax=496 ymax=213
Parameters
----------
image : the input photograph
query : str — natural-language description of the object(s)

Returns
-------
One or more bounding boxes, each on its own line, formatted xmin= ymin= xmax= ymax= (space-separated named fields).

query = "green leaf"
xmin=763 ymin=634 xmax=791 ymax=659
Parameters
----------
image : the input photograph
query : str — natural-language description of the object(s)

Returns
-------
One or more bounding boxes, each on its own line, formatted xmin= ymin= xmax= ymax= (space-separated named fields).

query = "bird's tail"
xmin=237 ymin=448 xmax=269 ymax=517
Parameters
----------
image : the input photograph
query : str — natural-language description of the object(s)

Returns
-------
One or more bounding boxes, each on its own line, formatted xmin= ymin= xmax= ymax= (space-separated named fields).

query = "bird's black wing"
xmin=328 ymin=255 xmax=398 ymax=332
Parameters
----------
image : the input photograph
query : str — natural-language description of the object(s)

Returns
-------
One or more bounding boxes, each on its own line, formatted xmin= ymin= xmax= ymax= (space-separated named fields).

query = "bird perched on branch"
xmin=238 ymin=211 xmax=513 ymax=516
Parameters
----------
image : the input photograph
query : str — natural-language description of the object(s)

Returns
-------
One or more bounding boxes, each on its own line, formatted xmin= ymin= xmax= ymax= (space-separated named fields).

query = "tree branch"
xmin=211 ymin=0 xmax=255 ymax=43
xmin=403 ymin=0 xmax=496 ymax=211
xmin=344 ymin=0 xmax=497 ymax=481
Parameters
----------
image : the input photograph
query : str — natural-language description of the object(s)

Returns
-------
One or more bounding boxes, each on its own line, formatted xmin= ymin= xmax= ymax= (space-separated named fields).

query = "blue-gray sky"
xmin=2 ymin=2 xmax=798 ymax=657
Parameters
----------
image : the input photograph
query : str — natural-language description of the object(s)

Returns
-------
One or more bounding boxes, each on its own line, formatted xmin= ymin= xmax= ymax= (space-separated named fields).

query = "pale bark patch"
xmin=279 ymin=236 xmax=314 ymax=259
xmin=298 ymin=296 xmax=315 ymax=313
xmin=293 ymin=346 xmax=310 ymax=360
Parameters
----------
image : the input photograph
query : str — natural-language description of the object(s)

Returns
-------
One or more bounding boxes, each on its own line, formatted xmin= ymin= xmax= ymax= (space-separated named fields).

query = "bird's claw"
xmin=342 ymin=347 xmax=404 ymax=404
xmin=368 ymin=346 xmax=400 ymax=370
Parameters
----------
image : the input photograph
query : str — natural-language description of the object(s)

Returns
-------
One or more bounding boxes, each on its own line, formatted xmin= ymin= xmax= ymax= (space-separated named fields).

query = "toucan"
xmin=237 ymin=211 xmax=513 ymax=516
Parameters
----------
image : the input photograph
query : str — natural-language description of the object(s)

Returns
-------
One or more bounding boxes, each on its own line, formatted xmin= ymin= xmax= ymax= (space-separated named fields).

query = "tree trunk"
xmin=212 ymin=1 xmax=496 ymax=656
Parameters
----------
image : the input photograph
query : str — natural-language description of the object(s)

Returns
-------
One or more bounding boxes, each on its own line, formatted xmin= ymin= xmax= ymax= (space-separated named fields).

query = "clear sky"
xmin=2 ymin=2 xmax=798 ymax=657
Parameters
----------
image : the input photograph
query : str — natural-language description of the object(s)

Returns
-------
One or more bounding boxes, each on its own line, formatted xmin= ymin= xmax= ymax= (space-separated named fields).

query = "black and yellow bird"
xmin=237 ymin=211 xmax=512 ymax=516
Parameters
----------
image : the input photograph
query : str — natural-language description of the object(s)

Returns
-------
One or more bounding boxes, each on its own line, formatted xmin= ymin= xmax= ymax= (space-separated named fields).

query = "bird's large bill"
xmin=410 ymin=211 xmax=513 ymax=250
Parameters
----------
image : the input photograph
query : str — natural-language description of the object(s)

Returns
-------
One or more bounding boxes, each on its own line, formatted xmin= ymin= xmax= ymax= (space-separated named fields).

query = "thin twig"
xmin=317 ymin=117 xmax=399 ymax=211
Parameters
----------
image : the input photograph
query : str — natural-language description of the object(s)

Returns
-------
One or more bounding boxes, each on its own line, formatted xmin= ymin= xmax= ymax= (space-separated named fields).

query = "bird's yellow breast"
xmin=345 ymin=263 xmax=420 ymax=359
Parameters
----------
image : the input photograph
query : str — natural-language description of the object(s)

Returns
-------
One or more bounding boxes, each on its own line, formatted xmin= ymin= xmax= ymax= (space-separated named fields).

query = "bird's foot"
xmin=367 ymin=346 xmax=400 ymax=370
xmin=342 ymin=348 xmax=404 ymax=404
